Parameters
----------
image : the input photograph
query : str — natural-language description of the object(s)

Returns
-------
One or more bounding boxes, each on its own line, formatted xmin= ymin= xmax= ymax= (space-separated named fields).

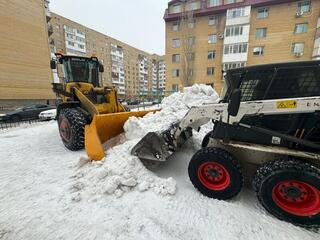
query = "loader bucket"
xmin=131 ymin=132 xmax=172 ymax=162
xmin=85 ymin=110 xmax=156 ymax=161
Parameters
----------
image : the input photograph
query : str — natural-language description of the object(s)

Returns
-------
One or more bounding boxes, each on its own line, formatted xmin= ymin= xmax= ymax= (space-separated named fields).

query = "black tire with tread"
xmin=253 ymin=159 xmax=320 ymax=228
xmin=58 ymin=108 xmax=87 ymax=151
xmin=188 ymin=147 xmax=243 ymax=200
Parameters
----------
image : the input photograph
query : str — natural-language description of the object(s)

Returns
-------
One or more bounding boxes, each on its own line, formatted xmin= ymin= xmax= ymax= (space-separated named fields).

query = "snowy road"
xmin=0 ymin=122 xmax=319 ymax=240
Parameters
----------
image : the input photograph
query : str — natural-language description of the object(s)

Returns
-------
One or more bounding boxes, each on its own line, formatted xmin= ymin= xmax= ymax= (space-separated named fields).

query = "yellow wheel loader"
xmin=50 ymin=53 xmax=154 ymax=160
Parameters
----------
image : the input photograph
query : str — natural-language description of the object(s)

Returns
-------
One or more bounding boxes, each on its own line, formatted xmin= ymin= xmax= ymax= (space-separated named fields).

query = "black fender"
xmin=56 ymin=101 xmax=92 ymax=123
xmin=56 ymin=101 xmax=80 ymax=117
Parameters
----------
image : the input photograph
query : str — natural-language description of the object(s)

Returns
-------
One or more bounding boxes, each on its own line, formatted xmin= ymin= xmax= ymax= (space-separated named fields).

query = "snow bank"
xmin=71 ymin=84 xmax=219 ymax=199
xmin=124 ymin=84 xmax=219 ymax=140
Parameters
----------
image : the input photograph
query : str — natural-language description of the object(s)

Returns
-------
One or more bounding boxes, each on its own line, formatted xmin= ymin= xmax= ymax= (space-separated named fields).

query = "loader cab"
xmin=51 ymin=55 xmax=104 ymax=88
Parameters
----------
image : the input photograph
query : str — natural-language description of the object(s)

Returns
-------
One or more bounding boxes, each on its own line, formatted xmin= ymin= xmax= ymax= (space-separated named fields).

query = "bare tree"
xmin=179 ymin=4 xmax=195 ymax=87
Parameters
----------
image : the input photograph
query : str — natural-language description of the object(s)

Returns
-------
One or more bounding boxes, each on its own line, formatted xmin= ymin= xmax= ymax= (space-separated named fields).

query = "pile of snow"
xmin=70 ymin=84 xmax=219 ymax=200
xmin=124 ymin=84 xmax=219 ymax=140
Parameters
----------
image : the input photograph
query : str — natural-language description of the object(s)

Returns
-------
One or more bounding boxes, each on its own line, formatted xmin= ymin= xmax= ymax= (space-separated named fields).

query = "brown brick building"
xmin=165 ymin=0 xmax=320 ymax=94
xmin=49 ymin=13 xmax=166 ymax=100
xmin=0 ymin=0 xmax=54 ymax=110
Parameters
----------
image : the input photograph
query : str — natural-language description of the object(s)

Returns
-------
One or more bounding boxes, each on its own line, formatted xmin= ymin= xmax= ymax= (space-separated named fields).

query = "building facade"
xmin=49 ymin=13 xmax=166 ymax=100
xmin=0 ymin=0 xmax=54 ymax=110
xmin=165 ymin=0 xmax=320 ymax=94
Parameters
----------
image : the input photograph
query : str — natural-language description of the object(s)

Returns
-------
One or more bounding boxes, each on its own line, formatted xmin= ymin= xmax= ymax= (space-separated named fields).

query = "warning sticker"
xmin=276 ymin=100 xmax=297 ymax=109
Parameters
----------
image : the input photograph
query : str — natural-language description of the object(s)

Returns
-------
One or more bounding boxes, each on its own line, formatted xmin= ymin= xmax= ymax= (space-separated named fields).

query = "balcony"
xmin=47 ymin=24 xmax=53 ymax=36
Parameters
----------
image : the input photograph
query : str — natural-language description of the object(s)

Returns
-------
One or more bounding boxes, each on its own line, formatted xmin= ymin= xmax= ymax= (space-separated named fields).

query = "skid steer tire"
xmin=253 ymin=159 xmax=320 ymax=228
xmin=58 ymin=108 xmax=87 ymax=151
xmin=188 ymin=147 xmax=243 ymax=200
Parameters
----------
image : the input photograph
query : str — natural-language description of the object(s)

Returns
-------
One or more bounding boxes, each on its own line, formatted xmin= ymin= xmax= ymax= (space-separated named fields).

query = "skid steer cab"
xmin=50 ymin=53 xmax=154 ymax=160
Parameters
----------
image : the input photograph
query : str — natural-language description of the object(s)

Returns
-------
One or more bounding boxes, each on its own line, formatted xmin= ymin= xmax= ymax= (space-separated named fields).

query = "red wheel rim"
xmin=197 ymin=162 xmax=231 ymax=191
xmin=272 ymin=180 xmax=320 ymax=217
xmin=59 ymin=119 xmax=71 ymax=142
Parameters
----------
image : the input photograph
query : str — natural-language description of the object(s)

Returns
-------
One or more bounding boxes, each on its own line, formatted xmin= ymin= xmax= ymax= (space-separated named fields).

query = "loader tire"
xmin=188 ymin=147 xmax=243 ymax=200
xmin=58 ymin=108 xmax=87 ymax=151
xmin=253 ymin=159 xmax=320 ymax=227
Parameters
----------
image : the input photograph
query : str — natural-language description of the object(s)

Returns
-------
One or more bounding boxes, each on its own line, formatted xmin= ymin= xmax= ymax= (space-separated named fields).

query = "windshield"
xmin=62 ymin=57 xmax=99 ymax=87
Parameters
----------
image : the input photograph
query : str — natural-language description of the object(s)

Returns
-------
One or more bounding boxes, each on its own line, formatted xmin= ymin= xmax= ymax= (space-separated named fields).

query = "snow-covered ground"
xmin=0 ymin=85 xmax=319 ymax=240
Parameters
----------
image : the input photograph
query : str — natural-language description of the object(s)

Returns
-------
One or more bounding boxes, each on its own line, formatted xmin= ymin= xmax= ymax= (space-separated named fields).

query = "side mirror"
xmin=228 ymin=89 xmax=241 ymax=117
xmin=99 ymin=63 xmax=104 ymax=73
xmin=50 ymin=60 xmax=57 ymax=69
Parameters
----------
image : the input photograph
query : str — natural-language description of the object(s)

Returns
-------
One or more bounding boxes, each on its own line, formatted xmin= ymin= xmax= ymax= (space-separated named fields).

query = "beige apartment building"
xmin=165 ymin=0 xmax=320 ymax=94
xmin=49 ymin=13 xmax=166 ymax=100
xmin=0 ymin=0 xmax=54 ymax=110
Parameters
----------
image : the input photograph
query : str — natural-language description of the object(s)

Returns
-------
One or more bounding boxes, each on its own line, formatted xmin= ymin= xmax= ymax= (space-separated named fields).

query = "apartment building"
xmin=49 ymin=13 xmax=166 ymax=100
xmin=0 ymin=0 xmax=54 ymax=110
xmin=165 ymin=0 xmax=320 ymax=94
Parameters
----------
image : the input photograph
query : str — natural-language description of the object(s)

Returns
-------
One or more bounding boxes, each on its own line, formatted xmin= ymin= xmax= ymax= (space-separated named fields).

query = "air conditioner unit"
xmin=218 ymin=34 xmax=224 ymax=39
xmin=295 ymin=52 xmax=304 ymax=57
xmin=295 ymin=11 xmax=304 ymax=17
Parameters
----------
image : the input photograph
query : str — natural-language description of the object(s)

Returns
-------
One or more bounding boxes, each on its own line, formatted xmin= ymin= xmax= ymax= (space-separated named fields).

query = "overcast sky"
xmin=50 ymin=0 xmax=171 ymax=55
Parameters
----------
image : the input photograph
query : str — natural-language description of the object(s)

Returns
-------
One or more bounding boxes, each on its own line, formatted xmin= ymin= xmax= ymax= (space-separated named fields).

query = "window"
xmin=257 ymin=8 xmax=269 ymax=18
xmin=172 ymin=69 xmax=180 ymax=77
xmin=224 ymin=43 xmax=248 ymax=54
xmin=188 ymin=19 xmax=196 ymax=29
xmin=65 ymin=25 xmax=73 ymax=32
xmin=253 ymin=46 xmax=264 ymax=56
xmin=295 ymin=23 xmax=308 ymax=34
xmin=298 ymin=1 xmax=311 ymax=13
xmin=78 ymin=44 xmax=84 ymax=49
xmin=209 ymin=16 xmax=218 ymax=25
xmin=172 ymin=39 xmax=181 ymax=48
xmin=188 ymin=52 xmax=195 ymax=61
xmin=227 ymin=8 xmax=246 ymax=18
xmin=66 ymin=33 xmax=74 ymax=39
xmin=225 ymin=0 xmax=236 ymax=4
xmin=208 ymin=51 xmax=216 ymax=60
xmin=225 ymin=25 xmax=244 ymax=37
xmin=188 ymin=36 xmax=196 ymax=46
xmin=172 ymin=54 xmax=180 ymax=63
xmin=207 ymin=67 xmax=215 ymax=76
xmin=223 ymin=62 xmax=246 ymax=71
xmin=76 ymin=36 xmax=85 ymax=42
xmin=256 ymin=28 xmax=267 ymax=38
xmin=76 ymin=29 xmax=84 ymax=35
xmin=170 ymin=4 xmax=182 ymax=14
xmin=172 ymin=84 xmax=179 ymax=92
xmin=207 ymin=0 xmax=222 ymax=7
xmin=187 ymin=1 xmax=200 ymax=11
xmin=208 ymin=34 xmax=217 ymax=44
xmin=67 ymin=41 xmax=74 ymax=46
xmin=292 ymin=42 xmax=304 ymax=54
xmin=172 ymin=22 xmax=180 ymax=31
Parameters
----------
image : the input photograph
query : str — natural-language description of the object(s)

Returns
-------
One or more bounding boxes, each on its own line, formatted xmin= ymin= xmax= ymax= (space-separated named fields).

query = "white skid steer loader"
xmin=132 ymin=61 xmax=320 ymax=227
